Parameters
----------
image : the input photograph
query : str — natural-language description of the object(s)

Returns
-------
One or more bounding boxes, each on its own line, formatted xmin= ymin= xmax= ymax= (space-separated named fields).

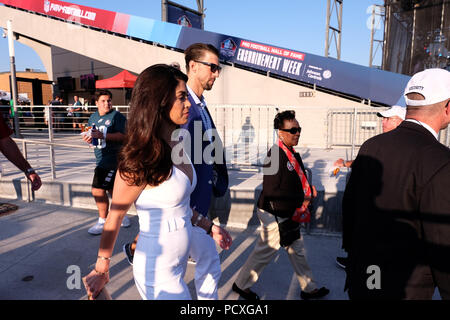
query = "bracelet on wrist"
xmin=193 ymin=214 xmax=203 ymax=226
xmin=97 ymin=255 xmax=111 ymax=261
xmin=94 ymin=269 xmax=109 ymax=276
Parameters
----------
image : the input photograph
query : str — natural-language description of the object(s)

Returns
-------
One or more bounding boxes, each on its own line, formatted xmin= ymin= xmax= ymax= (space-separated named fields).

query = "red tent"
xmin=95 ymin=70 xmax=137 ymax=89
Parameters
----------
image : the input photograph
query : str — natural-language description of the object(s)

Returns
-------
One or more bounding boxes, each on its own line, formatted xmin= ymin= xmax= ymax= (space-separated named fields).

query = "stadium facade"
xmin=383 ymin=0 xmax=450 ymax=75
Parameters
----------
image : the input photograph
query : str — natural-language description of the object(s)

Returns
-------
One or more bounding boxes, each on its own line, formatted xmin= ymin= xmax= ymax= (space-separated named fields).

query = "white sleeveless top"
xmin=135 ymin=162 xmax=197 ymax=236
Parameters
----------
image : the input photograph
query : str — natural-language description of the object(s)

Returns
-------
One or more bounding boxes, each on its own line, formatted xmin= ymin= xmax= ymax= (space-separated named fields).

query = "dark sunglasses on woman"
xmin=279 ymin=127 xmax=302 ymax=134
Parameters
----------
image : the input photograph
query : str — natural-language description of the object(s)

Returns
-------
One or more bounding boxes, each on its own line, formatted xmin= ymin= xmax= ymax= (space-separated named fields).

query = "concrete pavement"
xmin=0 ymin=131 xmax=354 ymax=300
xmin=0 ymin=199 xmax=348 ymax=300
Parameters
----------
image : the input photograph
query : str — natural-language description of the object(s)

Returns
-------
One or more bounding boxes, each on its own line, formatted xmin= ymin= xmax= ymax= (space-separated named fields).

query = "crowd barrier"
xmin=3 ymin=104 xmax=449 ymax=170
xmin=327 ymin=107 xmax=450 ymax=151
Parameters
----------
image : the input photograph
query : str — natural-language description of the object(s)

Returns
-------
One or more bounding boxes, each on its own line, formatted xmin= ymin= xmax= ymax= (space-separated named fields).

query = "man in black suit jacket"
xmin=343 ymin=68 xmax=450 ymax=299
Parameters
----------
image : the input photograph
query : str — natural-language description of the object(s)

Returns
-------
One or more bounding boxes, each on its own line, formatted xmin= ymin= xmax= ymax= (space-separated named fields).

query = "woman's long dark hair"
xmin=118 ymin=64 xmax=188 ymax=187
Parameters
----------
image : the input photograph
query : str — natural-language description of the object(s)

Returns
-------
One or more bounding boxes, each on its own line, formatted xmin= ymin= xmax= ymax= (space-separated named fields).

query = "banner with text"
xmin=0 ymin=0 xmax=410 ymax=106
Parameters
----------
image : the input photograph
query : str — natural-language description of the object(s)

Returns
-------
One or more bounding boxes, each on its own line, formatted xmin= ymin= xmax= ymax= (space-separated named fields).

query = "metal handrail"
xmin=12 ymin=138 xmax=91 ymax=149
xmin=11 ymin=137 xmax=92 ymax=182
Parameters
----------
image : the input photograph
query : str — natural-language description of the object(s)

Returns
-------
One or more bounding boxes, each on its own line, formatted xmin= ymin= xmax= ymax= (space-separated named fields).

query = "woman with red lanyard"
xmin=232 ymin=110 xmax=329 ymax=300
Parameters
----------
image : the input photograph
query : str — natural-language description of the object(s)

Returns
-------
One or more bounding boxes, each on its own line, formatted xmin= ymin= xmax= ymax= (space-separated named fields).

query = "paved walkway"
xmin=0 ymin=132 xmax=442 ymax=300
xmin=0 ymin=199 xmax=348 ymax=300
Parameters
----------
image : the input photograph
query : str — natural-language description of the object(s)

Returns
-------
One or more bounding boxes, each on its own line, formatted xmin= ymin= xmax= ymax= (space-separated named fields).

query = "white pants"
xmin=187 ymin=225 xmax=221 ymax=300
xmin=133 ymin=223 xmax=192 ymax=300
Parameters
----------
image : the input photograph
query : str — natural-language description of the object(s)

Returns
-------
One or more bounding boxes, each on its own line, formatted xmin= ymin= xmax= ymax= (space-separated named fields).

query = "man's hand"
xmin=90 ymin=129 xmax=104 ymax=140
xmin=334 ymin=158 xmax=353 ymax=169
xmin=0 ymin=136 xmax=43 ymax=191
xmin=211 ymin=225 xmax=232 ymax=250
xmin=81 ymin=133 xmax=93 ymax=144
xmin=27 ymin=172 xmax=42 ymax=191
xmin=334 ymin=158 xmax=345 ymax=167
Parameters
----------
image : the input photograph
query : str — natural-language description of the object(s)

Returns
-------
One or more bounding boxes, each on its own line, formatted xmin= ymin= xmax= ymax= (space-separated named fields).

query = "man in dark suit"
xmin=343 ymin=68 xmax=450 ymax=299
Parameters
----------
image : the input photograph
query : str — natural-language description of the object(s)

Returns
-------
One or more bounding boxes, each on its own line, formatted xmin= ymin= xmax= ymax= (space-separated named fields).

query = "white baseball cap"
xmin=404 ymin=68 xmax=450 ymax=106
xmin=377 ymin=105 xmax=406 ymax=120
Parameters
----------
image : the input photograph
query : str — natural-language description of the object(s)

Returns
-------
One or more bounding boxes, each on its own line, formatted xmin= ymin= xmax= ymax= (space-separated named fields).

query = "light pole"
xmin=7 ymin=20 xmax=22 ymax=138
xmin=161 ymin=0 xmax=168 ymax=22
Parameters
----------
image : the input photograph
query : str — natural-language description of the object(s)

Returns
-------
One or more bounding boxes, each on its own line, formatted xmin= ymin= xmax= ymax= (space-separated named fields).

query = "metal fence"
xmin=3 ymin=104 xmax=449 ymax=173
xmin=327 ymin=107 xmax=450 ymax=149
xmin=327 ymin=107 xmax=383 ymax=148
xmin=209 ymin=104 xmax=279 ymax=168
xmin=1 ymin=105 xmax=129 ymax=135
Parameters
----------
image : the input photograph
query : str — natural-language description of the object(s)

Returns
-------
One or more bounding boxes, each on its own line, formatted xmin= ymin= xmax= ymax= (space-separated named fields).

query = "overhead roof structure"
xmin=0 ymin=0 xmax=411 ymax=107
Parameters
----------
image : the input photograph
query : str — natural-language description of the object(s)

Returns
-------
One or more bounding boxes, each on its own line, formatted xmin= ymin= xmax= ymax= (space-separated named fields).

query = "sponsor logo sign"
xmin=2 ymin=0 xmax=120 ymax=31
xmin=44 ymin=0 xmax=97 ymax=21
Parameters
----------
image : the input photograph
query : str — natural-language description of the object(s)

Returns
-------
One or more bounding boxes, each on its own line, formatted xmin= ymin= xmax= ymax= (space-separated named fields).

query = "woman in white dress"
xmin=83 ymin=64 xmax=232 ymax=300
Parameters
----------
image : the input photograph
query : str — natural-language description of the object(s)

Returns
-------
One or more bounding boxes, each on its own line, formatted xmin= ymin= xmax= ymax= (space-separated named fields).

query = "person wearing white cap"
xmin=334 ymin=105 xmax=407 ymax=173
xmin=335 ymin=105 xmax=406 ymax=269
xmin=342 ymin=68 xmax=450 ymax=299
xmin=376 ymin=105 xmax=406 ymax=133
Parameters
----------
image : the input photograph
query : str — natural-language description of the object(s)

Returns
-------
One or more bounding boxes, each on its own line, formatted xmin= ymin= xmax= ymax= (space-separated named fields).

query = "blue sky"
xmin=0 ymin=0 xmax=384 ymax=72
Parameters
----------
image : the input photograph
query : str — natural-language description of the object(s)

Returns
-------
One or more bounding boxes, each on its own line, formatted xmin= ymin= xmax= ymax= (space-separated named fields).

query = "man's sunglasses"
xmin=195 ymin=60 xmax=222 ymax=73
xmin=279 ymin=127 xmax=302 ymax=134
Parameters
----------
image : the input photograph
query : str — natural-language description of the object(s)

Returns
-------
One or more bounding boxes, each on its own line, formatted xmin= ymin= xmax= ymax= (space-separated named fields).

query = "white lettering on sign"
xmin=240 ymin=40 xmax=305 ymax=61
xmin=236 ymin=49 xmax=282 ymax=71
xmin=281 ymin=59 xmax=302 ymax=76
xmin=48 ymin=2 xmax=97 ymax=21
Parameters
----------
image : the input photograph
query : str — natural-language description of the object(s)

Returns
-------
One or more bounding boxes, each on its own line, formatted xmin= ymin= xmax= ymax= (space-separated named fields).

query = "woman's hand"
xmin=83 ymin=269 xmax=109 ymax=300
xmin=211 ymin=225 xmax=232 ymax=250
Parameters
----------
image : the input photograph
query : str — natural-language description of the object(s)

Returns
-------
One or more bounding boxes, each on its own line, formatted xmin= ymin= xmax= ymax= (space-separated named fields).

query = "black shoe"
xmin=336 ymin=256 xmax=348 ymax=269
xmin=123 ymin=243 xmax=134 ymax=266
xmin=301 ymin=287 xmax=330 ymax=300
xmin=232 ymin=283 xmax=260 ymax=300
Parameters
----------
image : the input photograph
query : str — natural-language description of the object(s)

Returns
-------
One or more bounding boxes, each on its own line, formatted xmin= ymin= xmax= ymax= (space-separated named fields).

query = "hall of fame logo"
xmin=287 ymin=161 xmax=294 ymax=171
xmin=44 ymin=0 xmax=51 ymax=13
xmin=178 ymin=15 xmax=192 ymax=28
xmin=220 ymin=38 xmax=237 ymax=58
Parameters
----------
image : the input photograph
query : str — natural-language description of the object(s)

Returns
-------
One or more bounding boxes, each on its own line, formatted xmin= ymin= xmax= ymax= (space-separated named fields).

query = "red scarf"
xmin=277 ymin=139 xmax=311 ymax=223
